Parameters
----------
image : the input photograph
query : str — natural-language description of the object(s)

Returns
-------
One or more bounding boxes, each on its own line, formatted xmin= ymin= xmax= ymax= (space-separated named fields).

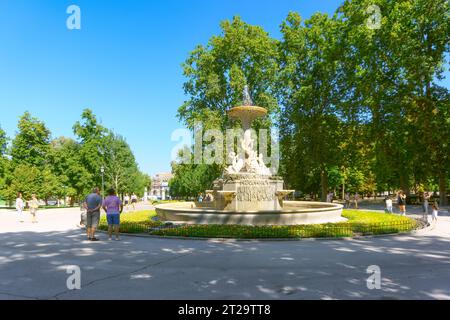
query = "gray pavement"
xmin=0 ymin=204 xmax=449 ymax=300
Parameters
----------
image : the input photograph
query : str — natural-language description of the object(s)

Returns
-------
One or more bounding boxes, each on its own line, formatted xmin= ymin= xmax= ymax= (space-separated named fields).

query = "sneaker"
xmin=90 ymin=238 xmax=100 ymax=242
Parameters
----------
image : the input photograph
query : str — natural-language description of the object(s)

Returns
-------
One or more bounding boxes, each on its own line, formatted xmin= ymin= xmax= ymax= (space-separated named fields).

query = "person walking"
xmin=124 ymin=194 xmax=130 ymax=212
xmin=423 ymin=191 xmax=431 ymax=221
xmin=16 ymin=192 xmax=25 ymax=223
xmin=345 ymin=193 xmax=351 ymax=209
xmin=28 ymin=193 xmax=39 ymax=223
xmin=102 ymin=189 xmax=123 ymax=241
xmin=354 ymin=192 xmax=360 ymax=209
xmin=431 ymin=202 xmax=439 ymax=224
xmin=130 ymin=193 xmax=138 ymax=211
xmin=397 ymin=191 xmax=407 ymax=216
xmin=83 ymin=187 xmax=103 ymax=241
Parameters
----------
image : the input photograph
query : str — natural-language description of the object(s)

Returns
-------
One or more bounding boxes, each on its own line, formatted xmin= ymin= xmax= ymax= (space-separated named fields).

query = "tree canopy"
xmin=0 ymin=110 xmax=150 ymax=204
xmin=172 ymin=0 xmax=450 ymax=204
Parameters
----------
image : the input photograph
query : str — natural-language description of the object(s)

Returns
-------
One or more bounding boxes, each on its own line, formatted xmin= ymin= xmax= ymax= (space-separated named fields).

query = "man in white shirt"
xmin=16 ymin=192 xmax=25 ymax=223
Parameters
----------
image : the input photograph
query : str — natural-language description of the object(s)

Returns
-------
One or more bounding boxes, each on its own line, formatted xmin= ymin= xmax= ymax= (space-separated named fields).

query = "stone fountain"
xmin=156 ymin=86 xmax=344 ymax=226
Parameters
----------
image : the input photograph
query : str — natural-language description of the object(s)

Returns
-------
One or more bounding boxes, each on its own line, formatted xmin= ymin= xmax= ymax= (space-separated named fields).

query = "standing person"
xmin=345 ymin=193 xmax=351 ymax=209
xmin=198 ymin=193 xmax=203 ymax=203
xmin=124 ymin=194 xmax=130 ymax=212
xmin=79 ymin=201 xmax=87 ymax=227
xmin=397 ymin=191 xmax=407 ymax=216
xmin=16 ymin=193 xmax=25 ymax=223
xmin=385 ymin=196 xmax=393 ymax=214
xmin=431 ymin=202 xmax=439 ymax=224
xmin=102 ymin=189 xmax=123 ymax=241
xmin=423 ymin=191 xmax=431 ymax=221
xmin=28 ymin=193 xmax=39 ymax=223
xmin=83 ymin=187 xmax=103 ymax=242
xmin=130 ymin=193 xmax=138 ymax=211
xmin=326 ymin=192 xmax=332 ymax=203
xmin=354 ymin=192 xmax=360 ymax=209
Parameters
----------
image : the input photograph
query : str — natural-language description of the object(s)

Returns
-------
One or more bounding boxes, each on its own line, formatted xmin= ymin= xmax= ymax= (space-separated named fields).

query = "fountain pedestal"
xmin=212 ymin=173 xmax=293 ymax=212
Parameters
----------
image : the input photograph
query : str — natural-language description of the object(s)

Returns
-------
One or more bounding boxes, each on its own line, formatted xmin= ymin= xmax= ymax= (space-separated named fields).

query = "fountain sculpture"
xmin=156 ymin=86 xmax=344 ymax=226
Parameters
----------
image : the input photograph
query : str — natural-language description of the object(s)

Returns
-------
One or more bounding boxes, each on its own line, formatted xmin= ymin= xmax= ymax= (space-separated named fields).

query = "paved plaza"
xmin=0 ymin=205 xmax=449 ymax=300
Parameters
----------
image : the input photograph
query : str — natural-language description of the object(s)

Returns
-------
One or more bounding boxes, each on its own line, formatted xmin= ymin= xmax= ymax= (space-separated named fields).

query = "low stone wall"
xmin=155 ymin=201 xmax=344 ymax=226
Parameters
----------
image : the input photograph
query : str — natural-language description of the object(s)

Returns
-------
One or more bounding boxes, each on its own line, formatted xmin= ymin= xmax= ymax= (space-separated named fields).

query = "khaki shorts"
xmin=86 ymin=211 xmax=100 ymax=228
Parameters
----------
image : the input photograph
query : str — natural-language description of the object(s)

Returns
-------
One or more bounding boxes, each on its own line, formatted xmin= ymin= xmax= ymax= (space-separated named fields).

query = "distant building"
xmin=150 ymin=172 xmax=173 ymax=200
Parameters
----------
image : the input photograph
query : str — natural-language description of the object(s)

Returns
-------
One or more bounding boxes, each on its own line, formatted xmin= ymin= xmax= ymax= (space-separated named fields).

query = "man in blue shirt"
xmin=84 ymin=187 xmax=103 ymax=241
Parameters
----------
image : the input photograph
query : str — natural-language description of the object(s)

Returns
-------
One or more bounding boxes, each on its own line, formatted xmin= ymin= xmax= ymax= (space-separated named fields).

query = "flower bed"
xmin=98 ymin=209 xmax=420 ymax=239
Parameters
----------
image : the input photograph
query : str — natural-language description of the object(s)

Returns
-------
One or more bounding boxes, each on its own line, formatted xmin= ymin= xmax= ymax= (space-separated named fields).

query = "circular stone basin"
xmin=228 ymin=106 xmax=268 ymax=121
xmin=155 ymin=201 xmax=345 ymax=226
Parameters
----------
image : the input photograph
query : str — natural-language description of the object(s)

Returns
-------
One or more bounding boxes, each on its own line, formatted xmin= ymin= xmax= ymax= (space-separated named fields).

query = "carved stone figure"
xmin=226 ymin=152 xmax=244 ymax=174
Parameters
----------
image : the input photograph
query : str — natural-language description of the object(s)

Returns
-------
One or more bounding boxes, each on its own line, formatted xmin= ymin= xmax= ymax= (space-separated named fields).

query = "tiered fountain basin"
xmin=155 ymin=201 xmax=345 ymax=226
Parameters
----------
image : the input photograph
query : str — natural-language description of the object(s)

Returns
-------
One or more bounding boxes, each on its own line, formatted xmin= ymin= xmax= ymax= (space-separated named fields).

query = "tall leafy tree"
xmin=176 ymin=16 xmax=280 ymax=193
xmin=279 ymin=12 xmax=346 ymax=201
xmin=0 ymin=126 xmax=6 ymax=156
xmin=100 ymin=132 xmax=144 ymax=195
xmin=73 ymin=109 xmax=108 ymax=190
xmin=0 ymin=126 xmax=8 ymax=198
xmin=180 ymin=16 xmax=280 ymax=131
xmin=338 ymin=0 xmax=449 ymax=201
xmin=48 ymin=137 xmax=93 ymax=202
xmin=10 ymin=112 xmax=51 ymax=167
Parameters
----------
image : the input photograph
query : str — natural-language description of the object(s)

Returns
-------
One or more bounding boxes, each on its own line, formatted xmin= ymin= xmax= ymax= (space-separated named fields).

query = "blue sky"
xmin=0 ymin=0 xmax=448 ymax=176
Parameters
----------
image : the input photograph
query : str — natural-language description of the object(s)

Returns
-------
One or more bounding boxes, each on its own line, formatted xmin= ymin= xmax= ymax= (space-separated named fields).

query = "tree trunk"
xmin=320 ymin=169 xmax=328 ymax=202
xmin=399 ymin=173 xmax=410 ymax=196
xmin=439 ymin=171 xmax=448 ymax=206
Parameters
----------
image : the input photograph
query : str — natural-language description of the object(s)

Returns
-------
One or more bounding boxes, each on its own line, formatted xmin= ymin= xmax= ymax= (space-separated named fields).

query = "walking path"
xmin=0 ymin=204 xmax=449 ymax=300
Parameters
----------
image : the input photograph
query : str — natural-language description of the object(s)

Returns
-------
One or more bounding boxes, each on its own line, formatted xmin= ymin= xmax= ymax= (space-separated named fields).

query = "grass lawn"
xmin=98 ymin=209 xmax=420 ymax=239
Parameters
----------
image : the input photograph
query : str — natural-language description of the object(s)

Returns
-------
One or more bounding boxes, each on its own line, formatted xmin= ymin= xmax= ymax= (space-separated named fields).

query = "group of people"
xmin=343 ymin=193 xmax=361 ymax=209
xmin=198 ymin=193 xmax=214 ymax=203
xmin=384 ymin=190 xmax=440 ymax=223
xmin=123 ymin=193 xmax=139 ymax=212
xmin=15 ymin=192 xmax=39 ymax=224
xmin=83 ymin=187 xmax=126 ymax=242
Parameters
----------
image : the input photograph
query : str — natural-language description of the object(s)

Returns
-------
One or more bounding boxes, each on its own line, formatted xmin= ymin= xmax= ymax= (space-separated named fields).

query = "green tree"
xmin=169 ymin=148 xmax=222 ymax=199
xmin=0 ymin=126 xmax=7 ymax=156
xmin=3 ymin=164 xmax=42 ymax=201
xmin=338 ymin=0 xmax=449 ymax=200
xmin=100 ymin=132 xmax=144 ymax=195
xmin=179 ymin=16 xmax=279 ymax=132
xmin=0 ymin=126 xmax=8 ymax=198
xmin=73 ymin=109 xmax=107 ymax=191
xmin=279 ymin=12 xmax=346 ymax=201
xmin=10 ymin=112 xmax=51 ymax=167
xmin=48 ymin=137 xmax=91 ymax=203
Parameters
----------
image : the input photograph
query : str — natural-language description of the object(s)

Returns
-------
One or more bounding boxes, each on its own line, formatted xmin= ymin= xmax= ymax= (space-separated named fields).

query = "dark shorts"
xmin=86 ymin=211 xmax=100 ymax=228
xmin=107 ymin=214 xmax=120 ymax=226
xmin=131 ymin=199 xmax=137 ymax=204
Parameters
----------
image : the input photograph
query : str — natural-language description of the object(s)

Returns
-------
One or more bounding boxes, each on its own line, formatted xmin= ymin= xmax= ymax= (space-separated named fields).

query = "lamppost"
xmin=100 ymin=166 xmax=105 ymax=198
